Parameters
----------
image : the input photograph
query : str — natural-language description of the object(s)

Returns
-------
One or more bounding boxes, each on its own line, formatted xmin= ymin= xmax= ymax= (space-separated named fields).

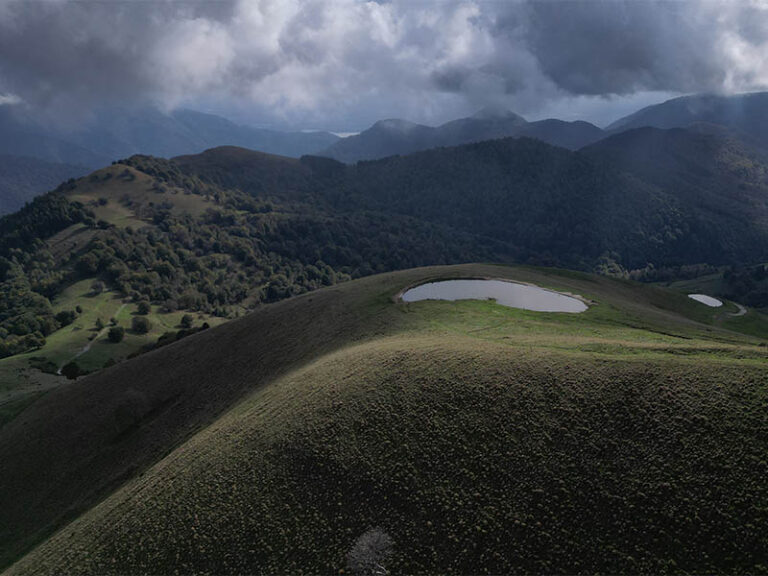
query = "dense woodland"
xmin=2 ymin=129 xmax=768 ymax=359
xmin=0 ymin=155 xmax=507 ymax=358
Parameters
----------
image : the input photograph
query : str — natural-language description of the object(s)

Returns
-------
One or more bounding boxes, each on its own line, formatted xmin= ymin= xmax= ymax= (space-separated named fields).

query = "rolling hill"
xmin=1 ymin=264 xmax=766 ymax=574
xmin=320 ymin=108 xmax=605 ymax=162
xmin=3 ymin=131 xmax=768 ymax=394
xmin=184 ymin=136 xmax=768 ymax=270
xmin=582 ymin=126 xmax=768 ymax=265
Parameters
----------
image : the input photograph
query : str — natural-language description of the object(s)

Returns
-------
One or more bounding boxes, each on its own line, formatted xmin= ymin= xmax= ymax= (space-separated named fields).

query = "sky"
xmin=0 ymin=0 xmax=767 ymax=131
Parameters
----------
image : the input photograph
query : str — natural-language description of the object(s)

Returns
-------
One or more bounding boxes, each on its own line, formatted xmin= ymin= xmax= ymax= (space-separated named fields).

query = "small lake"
xmin=688 ymin=294 xmax=723 ymax=307
xmin=401 ymin=279 xmax=588 ymax=313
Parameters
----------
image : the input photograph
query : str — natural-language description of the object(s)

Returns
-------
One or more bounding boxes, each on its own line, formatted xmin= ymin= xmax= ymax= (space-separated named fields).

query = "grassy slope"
xmin=0 ymin=164 xmax=225 ymax=420
xmin=1 ymin=264 xmax=766 ymax=574
xmin=13 ymin=338 xmax=766 ymax=575
xmin=65 ymin=164 xmax=213 ymax=226
xmin=0 ymin=279 xmax=225 ymax=429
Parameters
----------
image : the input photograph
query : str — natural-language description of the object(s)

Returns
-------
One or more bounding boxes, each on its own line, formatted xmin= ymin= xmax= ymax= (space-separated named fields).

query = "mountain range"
xmin=0 ymin=106 xmax=340 ymax=213
xmin=318 ymin=108 xmax=605 ymax=162
xmin=2 ymin=91 xmax=768 ymax=574
xmin=4 ymin=91 xmax=768 ymax=213
xmin=607 ymin=91 xmax=768 ymax=148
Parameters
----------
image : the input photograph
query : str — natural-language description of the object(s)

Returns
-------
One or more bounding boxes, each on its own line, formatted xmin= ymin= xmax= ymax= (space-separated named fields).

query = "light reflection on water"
xmin=402 ymin=279 xmax=587 ymax=313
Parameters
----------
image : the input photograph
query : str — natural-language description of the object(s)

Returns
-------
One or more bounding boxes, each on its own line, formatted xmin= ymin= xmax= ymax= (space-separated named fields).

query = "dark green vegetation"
xmin=642 ymin=262 xmax=768 ymax=312
xmin=3 ymin=125 xmax=768 ymax=383
xmin=1 ymin=264 xmax=766 ymax=575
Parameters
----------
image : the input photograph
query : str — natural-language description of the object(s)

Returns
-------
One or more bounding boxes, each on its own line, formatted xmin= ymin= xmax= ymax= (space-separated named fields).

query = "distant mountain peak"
xmin=370 ymin=118 xmax=424 ymax=133
xmin=471 ymin=106 xmax=527 ymax=123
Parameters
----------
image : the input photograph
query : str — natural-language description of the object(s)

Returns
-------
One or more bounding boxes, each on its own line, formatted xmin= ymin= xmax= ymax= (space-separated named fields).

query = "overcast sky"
xmin=1 ymin=0 xmax=767 ymax=131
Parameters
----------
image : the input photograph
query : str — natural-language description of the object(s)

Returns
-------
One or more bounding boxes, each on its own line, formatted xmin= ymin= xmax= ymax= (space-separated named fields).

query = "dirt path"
xmin=729 ymin=302 xmax=747 ymax=317
xmin=57 ymin=303 xmax=127 ymax=374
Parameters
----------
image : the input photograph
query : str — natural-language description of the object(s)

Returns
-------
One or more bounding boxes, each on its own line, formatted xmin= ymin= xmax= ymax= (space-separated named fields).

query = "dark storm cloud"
xmin=0 ymin=0 xmax=766 ymax=127
xmin=519 ymin=1 xmax=727 ymax=95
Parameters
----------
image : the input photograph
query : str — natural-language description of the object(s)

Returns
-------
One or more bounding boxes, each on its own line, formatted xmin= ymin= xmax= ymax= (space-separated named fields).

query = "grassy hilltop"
xmin=2 ymin=264 xmax=766 ymax=575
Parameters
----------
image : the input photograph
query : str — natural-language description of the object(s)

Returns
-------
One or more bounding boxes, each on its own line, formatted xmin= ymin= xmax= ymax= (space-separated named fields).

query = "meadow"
xmin=3 ymin=264 xmax=766 ymax=574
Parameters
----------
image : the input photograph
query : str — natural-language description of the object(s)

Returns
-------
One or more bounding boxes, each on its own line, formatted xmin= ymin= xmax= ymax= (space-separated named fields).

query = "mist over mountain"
xmin=320 ymin=109 xmax=605 ymax=163
xmin=608 ymin=92 xmax=768 ymax=149
xmin=0 ymin=105 xmax=339 ymax=169
xmin=3 ymin=2 xmax=768 ymax=573
xmin=0 ymin=155 xmax=87 ymax=215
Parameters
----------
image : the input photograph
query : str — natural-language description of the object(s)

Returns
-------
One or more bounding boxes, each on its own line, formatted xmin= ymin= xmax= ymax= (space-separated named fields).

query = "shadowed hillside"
xmin=321 ymin=109 xmax=604 ymax=162
xmin=608 ymin=92 xmax=768 ymax=149
xmin=1 ymin=264 xmax=766 ymax=573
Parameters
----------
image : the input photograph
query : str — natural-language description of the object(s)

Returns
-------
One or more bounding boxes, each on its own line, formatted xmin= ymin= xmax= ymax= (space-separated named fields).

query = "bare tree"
xmin=346 ymin=528 xmax=393 ymax=576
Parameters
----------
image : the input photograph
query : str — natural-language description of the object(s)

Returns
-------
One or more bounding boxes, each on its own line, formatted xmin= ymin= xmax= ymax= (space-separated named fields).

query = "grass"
xmin=2 ymin=264 xmax=767 ymax=574
xmin=0 ymin=278 xmax=226 ymax=377
xmin=65 ymin=164 xmax=213 ymax=227
xmin=0 ymin=278 xmax=227 ymax=429
xmin=10 ymin=336 xmax=767 ymax=575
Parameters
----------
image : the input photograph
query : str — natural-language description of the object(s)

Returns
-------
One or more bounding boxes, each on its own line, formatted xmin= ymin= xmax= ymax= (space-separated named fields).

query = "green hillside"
xmin=4 ymin=131 xmax=768 ymax=385
xmin=2 ymin=264 xmax=766 ymax=574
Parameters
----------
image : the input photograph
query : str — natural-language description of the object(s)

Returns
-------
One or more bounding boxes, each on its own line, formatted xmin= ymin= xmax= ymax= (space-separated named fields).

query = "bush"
xmin=180 ymin=314 xmax=194 ymax=329
xmin=60 ymin=361 xmax=81 ymax=380
xmin=55 ymin=310 xmax=77 ymax=327
xmin=108 ymin=326 xmax=125 ymax=343
xmin=137 ymin=301 xmax=151 ymax=315
xmin=131 ymin=316 xmax=151 ymax=334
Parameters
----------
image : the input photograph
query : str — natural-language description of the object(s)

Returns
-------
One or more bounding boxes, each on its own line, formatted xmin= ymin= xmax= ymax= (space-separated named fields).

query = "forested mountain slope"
xmin=608 ymin=92 xmax=768 ymax=149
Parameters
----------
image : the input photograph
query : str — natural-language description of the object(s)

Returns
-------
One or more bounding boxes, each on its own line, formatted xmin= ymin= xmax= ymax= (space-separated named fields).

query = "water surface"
xmin=688 ymin=294 xmax=723 ymax=307
xmin=402 ymin=279 xmax=587 ymax=313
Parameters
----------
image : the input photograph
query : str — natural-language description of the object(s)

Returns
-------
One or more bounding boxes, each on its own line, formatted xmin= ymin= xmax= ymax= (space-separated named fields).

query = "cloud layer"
xmin=1 ymin=0 xmax=767 ymax=128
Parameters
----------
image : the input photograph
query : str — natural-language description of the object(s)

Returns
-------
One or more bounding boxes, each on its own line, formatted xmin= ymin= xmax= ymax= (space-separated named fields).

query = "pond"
xmin=688 ymin=293 xmax=723 ymax=307
xmin=401 ymin=279 xmax=588 ymax=313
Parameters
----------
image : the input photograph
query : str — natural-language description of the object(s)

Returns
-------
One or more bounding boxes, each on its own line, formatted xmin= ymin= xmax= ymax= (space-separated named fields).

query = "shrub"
xmin=55 ymin=310 xmax=77 ymax=327
xmin=108 ymin=326 xmax=125 ymax=343
xmin=137 ymin=301 xmax=151 ymax=315
xmin=180 ymin=314 xmax=194 ymax=329
xmin=60 ymin=361 xmax=81 ymax=380
xmin=131 ymin=316 xmax=151 ymax=334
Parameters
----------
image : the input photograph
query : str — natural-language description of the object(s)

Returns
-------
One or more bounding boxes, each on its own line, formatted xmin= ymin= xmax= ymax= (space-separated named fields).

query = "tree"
xmin=55 ymin=310 xmax=77 ymax=327
xmin=137 ymin=301 xmax=151 ymax=315
xmin=108 ymin=326 xmax=125 ymax=343
xmin=95 ymin=317 xmax=104 ymax=330
xmin=90 ymin=280 xmax=105 ymax=295
xmin=131 ymin=316 xmax=151 ymax=334
xmin=346 ymin=529 xmax=393 ymax=576
xmin=180 ymin=314 xmax=194 ymax=329
xmin=60 ymin=361 xmax=81 ymax=380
